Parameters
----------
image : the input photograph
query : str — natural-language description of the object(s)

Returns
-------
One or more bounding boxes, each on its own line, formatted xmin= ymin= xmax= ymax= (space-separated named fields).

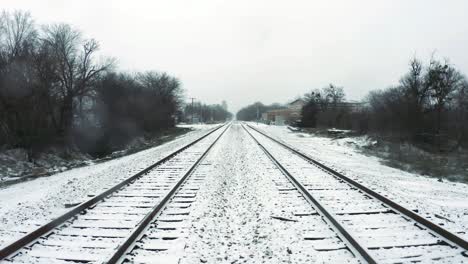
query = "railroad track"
xmin=114 ymin=147 xmax=217 ymax=263
xmin=243 ymin=123 xmax=468 ymax=263
xmin=0 ymin=123 xmax=229 ymax=264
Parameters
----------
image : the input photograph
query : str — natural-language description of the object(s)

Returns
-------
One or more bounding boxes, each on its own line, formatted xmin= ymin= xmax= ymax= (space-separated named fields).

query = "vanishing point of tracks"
xmin=242 ymin=123 xmax=468 ymax=263
xmin=0 ymin=124 xmax=230 ymax=264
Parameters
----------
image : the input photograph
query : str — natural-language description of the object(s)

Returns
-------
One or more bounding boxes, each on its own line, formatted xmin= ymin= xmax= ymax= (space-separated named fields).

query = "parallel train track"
xmin=1 ymin=122 xmax=466 ymax=263
xmin=243 ymin=123 xmax=467 ymax=263
xmin=0 ymin=124 xmax=229 ymax=264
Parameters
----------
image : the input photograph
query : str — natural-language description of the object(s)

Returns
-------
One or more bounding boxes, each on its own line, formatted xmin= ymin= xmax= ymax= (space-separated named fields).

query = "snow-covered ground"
xmin=180 ymin=124 xmax=360 ymax=263
xmin=251 ymin=123 xmax=468 ymax=240
xmin=0 ymin=126 xmax=204 ymax=185
xmin=0 ymin=124 xmax=217 ymax=248
xmin=1 ymin=122 xmax=467 ymax=263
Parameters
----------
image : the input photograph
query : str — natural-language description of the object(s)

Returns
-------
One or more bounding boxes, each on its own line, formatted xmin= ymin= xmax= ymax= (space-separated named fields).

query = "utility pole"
xmin=189 ymin=97 xmax=195 ymax=124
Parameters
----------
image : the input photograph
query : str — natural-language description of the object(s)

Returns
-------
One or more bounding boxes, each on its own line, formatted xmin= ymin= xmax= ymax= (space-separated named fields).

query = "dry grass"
xmin=361 ymin=139 xmax=468 ymax=183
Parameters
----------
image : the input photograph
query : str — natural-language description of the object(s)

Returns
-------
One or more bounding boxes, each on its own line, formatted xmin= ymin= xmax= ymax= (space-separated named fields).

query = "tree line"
xmin=236 ymin=56 xmax=468 ymax=150
xmin=300 ymin=84 xmax=349 ymax=128
xmin=365 ymin=58 xmax=467 ymax=149
xmin=236 ymin=102 xmax=284 ymax=121
xmin=0 ymin=11 xmax=183 ymax=158
xmin=183 ymin=102 xmax=232 ymax=123
xmin=301 ymin=57 xmax=468 ymax=150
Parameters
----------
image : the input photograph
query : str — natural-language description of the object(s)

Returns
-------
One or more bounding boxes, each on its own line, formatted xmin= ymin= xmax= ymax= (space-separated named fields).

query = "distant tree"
xmin=321 ymin=84 xmax=346 ymax=127
xmin=366 ymin=87 xmax=407 ymax=134
xmin=356 ymin=57 xmax=468 ymax=150
xmin=236 ymin=102 xmax=283 ymax=121
xmin=90 ymin=71 xmax=183 ymax=156
xmin=323 ymin=84 xmax=345 ymax=106
xmin=301 ymin=91 xmax=320 ymax=127
xmin=399 ymin=58 xmax=427 ymax=136
xmin=136 ymin=71 xmax=182 ymax=129
xmin=300 ymin=85 xmax=347 ymax=128
xmin=425 ymin=59 xmax=463 ymax=135
xmin=187 ymin=103 xmax=231 ymax=123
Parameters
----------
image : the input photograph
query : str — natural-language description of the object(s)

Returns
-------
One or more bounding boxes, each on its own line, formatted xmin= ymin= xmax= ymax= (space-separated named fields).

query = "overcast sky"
xmin=3 ymin=0 xmax=468 ymax=112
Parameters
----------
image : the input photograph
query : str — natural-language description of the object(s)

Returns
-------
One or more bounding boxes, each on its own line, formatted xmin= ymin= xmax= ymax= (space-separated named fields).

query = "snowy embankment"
xmin=0 ymin=127 xmax=203 ymax=186
xmin=251 ymin=123 xmax=468 ymax=240
xmin=0 ymin=124 xmax=217 ymax=248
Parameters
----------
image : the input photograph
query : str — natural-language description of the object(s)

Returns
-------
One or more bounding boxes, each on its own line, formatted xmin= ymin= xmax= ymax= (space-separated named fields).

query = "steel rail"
xmin=105 ymin=123 xmax=230 ymax=264
xmin=242 ymin=124 xmax=377 ymax=264
xmin=246 ymin=123 xmax=468 ymax=251
xmin=0 ymin=123 xmax=226 ymax=261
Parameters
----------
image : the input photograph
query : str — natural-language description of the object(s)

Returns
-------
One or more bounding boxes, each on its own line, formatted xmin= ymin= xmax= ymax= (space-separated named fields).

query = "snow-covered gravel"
xmin=0 ymin=124 xmax=217 ymax=248
xmin=179 ymin=124 xmax=359 ymax=263
xmin=250 ymin=123 xmax=468 ymax=240
xmin=1 ymin=122 xmax=467 ymax=263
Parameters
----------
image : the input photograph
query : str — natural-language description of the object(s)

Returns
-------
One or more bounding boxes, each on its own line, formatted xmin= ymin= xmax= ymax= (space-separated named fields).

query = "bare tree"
xmin=301 ymin=91 xmax=321 ymax=127
xmin=42 ymin=24 xmax=113 ymax=140
xmin=323 ymin=84 xmax=345 ymax=106
xmin=425 ymin=59 xmax=463 ymax=135
xmin=1 ymin=10 xmax=37 ymax=59
xmin=399 ymin=58 xmax=428 ymax=136
xmin=0 ymin=11 xmax=41 ymax=155
xmin=313 ymin=84 xmax=347 ymax=128
xmin=0 ymin=10 xmax=183 ymax=159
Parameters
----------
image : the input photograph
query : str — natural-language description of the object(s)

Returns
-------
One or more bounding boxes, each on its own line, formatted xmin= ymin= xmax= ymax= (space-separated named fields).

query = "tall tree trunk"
xmin=59 ymin=95 xmax=74 ymax=143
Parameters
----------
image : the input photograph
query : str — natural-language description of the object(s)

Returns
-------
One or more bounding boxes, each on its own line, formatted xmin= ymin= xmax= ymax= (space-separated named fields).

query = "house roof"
xmin=289 ymin=98 xmax=305 ymax=105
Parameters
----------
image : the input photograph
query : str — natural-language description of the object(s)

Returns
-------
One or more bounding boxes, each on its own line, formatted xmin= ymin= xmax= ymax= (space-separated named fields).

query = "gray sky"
xmin=3 ymin=0 xmax=468 ymax=112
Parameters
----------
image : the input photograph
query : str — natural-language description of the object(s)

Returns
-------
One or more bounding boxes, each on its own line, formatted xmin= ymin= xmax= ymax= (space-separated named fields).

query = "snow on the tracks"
xmin=179 ymin=124 xmax=359 ymax=263
xmin=0 ymin=125 xmax=217 ymax=248
xmin=1 ymin=122 xmax=467 ymax=263
xmin=251 ymin=123 xmax=468 ymax=240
